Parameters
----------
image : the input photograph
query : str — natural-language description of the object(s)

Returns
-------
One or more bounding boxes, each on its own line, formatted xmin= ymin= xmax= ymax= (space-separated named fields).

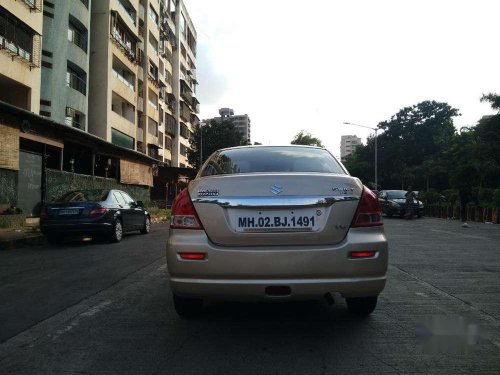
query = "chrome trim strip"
xmin=191 ymin=195 xmax=359 ymax=208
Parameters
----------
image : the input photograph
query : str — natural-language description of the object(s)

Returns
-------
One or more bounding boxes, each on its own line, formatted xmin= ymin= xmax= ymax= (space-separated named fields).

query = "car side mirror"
xmin=136 ymin=200 xmax=144 ymax=208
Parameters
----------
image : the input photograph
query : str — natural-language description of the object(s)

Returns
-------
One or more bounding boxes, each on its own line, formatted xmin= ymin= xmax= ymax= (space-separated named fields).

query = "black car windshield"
xmin=386 ymin=191 xmax=408 ymax=199
xmin=55 ymin=190 xmax=109 ymax=202
xmin=200 ymin=147 xmax=345 ymax=176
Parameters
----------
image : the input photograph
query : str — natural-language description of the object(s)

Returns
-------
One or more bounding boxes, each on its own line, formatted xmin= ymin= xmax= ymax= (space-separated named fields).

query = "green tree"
xmin=480 ymin=93 xmax=500 ymax=111
xmin=188 ymin=120 xmax=245 ymax=169
xmin=291 ymin=130 xmax=323 ymax=147
xmin=344 ymin=101 xmax=459 ymax=189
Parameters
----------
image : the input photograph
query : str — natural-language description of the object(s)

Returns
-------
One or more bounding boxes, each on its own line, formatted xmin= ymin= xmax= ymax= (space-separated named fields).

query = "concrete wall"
xmin=0 ymin=169 xmax=17 ymax=206
xmin=46 ymin=169 xmax=150 ymax=205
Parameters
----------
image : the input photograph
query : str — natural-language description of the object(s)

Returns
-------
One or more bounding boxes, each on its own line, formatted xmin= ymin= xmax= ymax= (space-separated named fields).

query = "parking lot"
xmin=1 ymin=218 xmax=500 ymax=374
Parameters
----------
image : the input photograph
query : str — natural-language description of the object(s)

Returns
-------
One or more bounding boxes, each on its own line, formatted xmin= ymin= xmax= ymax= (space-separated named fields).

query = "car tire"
xmin=346 ymin=296 xmax=378 ymax=316
xmin=110 ymin=219 xmax=123 ymax=243
xmin=45 ymin=234 xmax=63 ymax=245
xmin=173 ymin=294 xmax=203 ymax=317
xmin=140 ymin=216 xmax=150 ymax=234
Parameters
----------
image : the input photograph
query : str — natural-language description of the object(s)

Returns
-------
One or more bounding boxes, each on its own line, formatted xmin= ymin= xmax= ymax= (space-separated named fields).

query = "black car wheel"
xmin=346 ymin=296 xmax=378 ymax=316
xmin=110 ymin=219 xmax=123 ymax=243
xmin=140 ymin=216 xmax=150 ymax=234
xmin=173 ymin=294 xmax=203 ymax=317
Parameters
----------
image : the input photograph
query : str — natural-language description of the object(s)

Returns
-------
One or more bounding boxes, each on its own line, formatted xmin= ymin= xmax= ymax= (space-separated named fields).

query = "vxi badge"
xmin=198 ymin=189 xmax=219 ymax=197
xmin=332 ymin=186 xmax=355 ymax=194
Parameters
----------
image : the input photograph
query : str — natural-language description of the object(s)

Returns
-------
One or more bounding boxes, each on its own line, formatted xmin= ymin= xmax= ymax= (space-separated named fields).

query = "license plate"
xmin=230 ymin=208 xmax=324 ymax=232
xmin=59 ymin=209 xmax=79 ymax=215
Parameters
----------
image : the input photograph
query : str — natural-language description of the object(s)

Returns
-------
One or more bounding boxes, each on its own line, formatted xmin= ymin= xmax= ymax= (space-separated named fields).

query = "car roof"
xmin=217 ymin=145 xmax=325 ymax=152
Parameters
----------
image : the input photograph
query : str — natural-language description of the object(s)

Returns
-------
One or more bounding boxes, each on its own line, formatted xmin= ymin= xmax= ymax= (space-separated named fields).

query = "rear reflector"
xmin=351 ymin=186 xmax=383 ymax=227
xmin=349 ymin=251 xmax=377 ymax=259
xmin=179 ymin=253 xmax=206 ymax=260
xmin=170 ymin=189 xmax=204 ymax=230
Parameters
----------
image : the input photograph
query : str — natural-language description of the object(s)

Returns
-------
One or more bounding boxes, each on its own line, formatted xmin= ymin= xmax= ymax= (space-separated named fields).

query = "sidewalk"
xmin=0 ymin=228 xmax=45 ymax=250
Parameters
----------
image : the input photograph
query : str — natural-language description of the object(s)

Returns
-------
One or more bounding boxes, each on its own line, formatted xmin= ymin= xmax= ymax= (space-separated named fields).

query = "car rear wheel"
xmin=140 ymin=216 xmax=150 ymax=234
xmin=110 ymin=219 xmax=123 ymax=243
xmin=173 ymin=294 xmax=203 ymax=317
xmin=346 ymin=296 xmax=378 ymax=316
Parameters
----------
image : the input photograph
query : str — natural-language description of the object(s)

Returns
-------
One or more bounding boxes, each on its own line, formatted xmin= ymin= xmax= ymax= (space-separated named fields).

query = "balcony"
xmin=115 ymin=0 xmax=137 ymax=26
xmin=22 ymin=0 xmax=42 ymax=12
xmin=66 ymin=71 xmax=86 ymax=95
xmin=112 ymin=69 xmax=134 ymax=91
xmin=0 ymin=23 xmax=41 ymax=68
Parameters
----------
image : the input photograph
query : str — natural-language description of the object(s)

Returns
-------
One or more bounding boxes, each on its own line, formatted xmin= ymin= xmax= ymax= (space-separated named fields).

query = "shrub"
xmin=442 ymin=189 xmax=459 ymax=206
xmin=493 ymin=189 xmax=500 ymax=208
xmin=478 ymin=188 xmax=494 ymax=208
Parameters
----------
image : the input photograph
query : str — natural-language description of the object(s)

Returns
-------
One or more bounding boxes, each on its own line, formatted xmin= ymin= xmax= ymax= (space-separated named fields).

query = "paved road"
xmin=1 ymin=219 xmax=500 ymax=374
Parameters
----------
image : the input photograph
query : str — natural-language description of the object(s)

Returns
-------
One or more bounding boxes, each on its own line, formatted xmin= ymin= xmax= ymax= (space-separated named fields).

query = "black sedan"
xmin=378 ymin=190 xmax=424 ymax=218
xmin=40 ymin=189 xmax=150 ymax=243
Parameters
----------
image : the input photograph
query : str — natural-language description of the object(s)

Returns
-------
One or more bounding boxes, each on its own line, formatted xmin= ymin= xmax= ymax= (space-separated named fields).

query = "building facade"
xmin=340 ymin=135 xmax=362 ymax=160
xmin=0 ymin=0 xmax=43 ymax=112
xmin=207 ymin=107 xmax=252 ymax=144
xmin=88 ymin=0 xmax=199 ymax=167
xmin=40 ymin=0 xmax=91 ymax=131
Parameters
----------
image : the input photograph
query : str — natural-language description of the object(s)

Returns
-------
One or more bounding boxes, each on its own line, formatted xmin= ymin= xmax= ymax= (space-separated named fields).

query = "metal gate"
xmin=18 ymin=151 xmax=42 ymax=217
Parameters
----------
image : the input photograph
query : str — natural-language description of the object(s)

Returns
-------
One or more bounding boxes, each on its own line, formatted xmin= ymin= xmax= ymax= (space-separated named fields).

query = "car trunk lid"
xmin=189 ymin=173 xmax=362 ymax=247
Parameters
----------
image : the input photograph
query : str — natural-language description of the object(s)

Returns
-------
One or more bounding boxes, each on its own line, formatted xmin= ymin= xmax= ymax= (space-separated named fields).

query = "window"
xmin=111 ymin=16 xmax=136 ymax=61
xmin=200 ymin=147 xmax=346 ymax=176
xmin=149 ymin=32 xmax=158 ymax=55
xmin=68 ymin=18 xmax=88 ymax=52
xmin=111 ymin=128 xmax=135 ymax=150
xmin=0 ymin=8 xmax=36 ymax=63
xmin=119 ymin=191 xmax=135 ymax=204
xmin=117 ymin=0 xmax=136 ymax=26
xmin=165 ymin=114 xmax=176 ymax=135
xmin=180 ymin=144 xmax=187 ymax=157
xmin=148 ymin=5 xmax=158 ymax=26
xmin=148 ymin=88 xmax=158 ymax=109
xmin=65 ymin=107 xmax=84 ymax=130
xmin=113 ymin=191 xmax=127 ymax=205
xmin=148 ymin=118 xmax=158 ymax=137
xmin=40 ymin=110 xmax=51 ymax=117
xmin=66 ymin=62 xmax=86 ymax=95
xmin=180 ymin=123 xmax=189 ymax=139
xmin=165 ymin=136 xmax=172 ymax=151
xmin=180 ymin=14 xmax=186 ymax=36
xmin=148 ymin=60 xmax=158 ymax=80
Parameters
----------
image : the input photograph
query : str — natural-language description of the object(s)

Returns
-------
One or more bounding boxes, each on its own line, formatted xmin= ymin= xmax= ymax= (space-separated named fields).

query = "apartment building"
xmin=88 ymin=0 xmax=199 ymax=167
xmin=340 ymin=135 xmax=362 ymax=160
xmin=39 ymin=0 xmax=91 ymax=131
xmin=0 ymin=0 xmax=43 ymax=112
xmin=206 ymin=107 xmax=252 ymax=144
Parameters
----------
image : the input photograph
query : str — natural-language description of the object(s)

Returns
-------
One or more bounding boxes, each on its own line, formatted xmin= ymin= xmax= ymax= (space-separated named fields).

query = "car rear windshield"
xmin=386 ymin=191 xmax=407 ymax=199
xmin=55 ymin=190 xmax=110 ymax=203
xmin=200 ymin=147 xmax=345 ymax=176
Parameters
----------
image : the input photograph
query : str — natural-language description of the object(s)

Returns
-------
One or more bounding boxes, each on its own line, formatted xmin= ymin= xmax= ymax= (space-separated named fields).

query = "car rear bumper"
xmin=41 ymin=222 xmax=113 ymax=235
xmin=166 ymin=227 xmax=388 ymax=301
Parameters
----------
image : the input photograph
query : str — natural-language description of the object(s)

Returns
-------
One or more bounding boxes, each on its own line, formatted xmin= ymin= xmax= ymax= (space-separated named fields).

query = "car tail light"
xmin=349 ymin=251 xmax=377 ymax=259
xmin=170 ymin=188 xmax=204 ymax=229
xmin=179 ymin=253 xmax=206 ymax=260
xmin=351 ymin=186 xmax=383 ymax=227
xmin=89 ymin=206 xmax=108 ymax=218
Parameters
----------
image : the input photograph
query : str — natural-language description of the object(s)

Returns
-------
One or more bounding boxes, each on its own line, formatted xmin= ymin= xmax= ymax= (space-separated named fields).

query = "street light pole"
xmin=199 ymin=123 xmax=203 ymax=167
xmin=343 ymin=122 xmax=379 ymax=189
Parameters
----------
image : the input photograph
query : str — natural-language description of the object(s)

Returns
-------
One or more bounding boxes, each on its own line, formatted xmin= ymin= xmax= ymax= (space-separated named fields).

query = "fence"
xmin=424 ymin=205 xmax=500 ymax=224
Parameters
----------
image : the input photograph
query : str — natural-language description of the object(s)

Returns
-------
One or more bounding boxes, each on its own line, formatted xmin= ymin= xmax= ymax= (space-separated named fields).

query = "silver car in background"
xmin=167 ymin=146 xmax=388 ymax=316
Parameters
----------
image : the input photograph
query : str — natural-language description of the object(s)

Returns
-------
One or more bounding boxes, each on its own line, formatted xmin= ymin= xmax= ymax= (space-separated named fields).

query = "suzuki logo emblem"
xmin=270 ymin=184 xmax=283 ymax=195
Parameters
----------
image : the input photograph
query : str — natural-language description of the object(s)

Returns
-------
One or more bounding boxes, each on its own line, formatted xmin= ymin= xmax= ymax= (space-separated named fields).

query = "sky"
xmin=185 ymin=0 xmax=500 ymax=158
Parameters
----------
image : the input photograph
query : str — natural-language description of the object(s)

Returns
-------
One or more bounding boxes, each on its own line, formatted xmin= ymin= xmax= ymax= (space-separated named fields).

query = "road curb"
xmin=0 ymin=234 xmax=46 ymax=250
